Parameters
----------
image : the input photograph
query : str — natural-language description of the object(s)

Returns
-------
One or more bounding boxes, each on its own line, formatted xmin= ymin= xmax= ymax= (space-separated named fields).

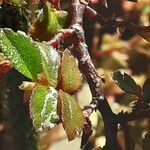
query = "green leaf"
xmin=143 ymin=78 xmax=150 ymax=103
xmin=30 ymin=85 xmax=58 ymax=131
xmin=37 ymin=42 xmax=60 ymax=87
xmin=0 ymin=28 xmax=42 ymax=80
xmin=57 ymin=90 xmax=84 ymax=141
xmin=143 ymin=132 xmax=150 ymax=150
xmin=61 ymin=50 xmax=83 ymax=94
xmin=112 ymin=71 xmax=140 ymax=95
xmin=29 ymin=2 xmax=65 ymax=41
xmin=55 ymin=10 xmax=68 ymax=28
xmin=45 ymin=2 xmax=62 ymax=34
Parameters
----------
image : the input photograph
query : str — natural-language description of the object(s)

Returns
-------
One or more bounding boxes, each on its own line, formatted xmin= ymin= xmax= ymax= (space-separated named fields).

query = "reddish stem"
xmin=49 ymin=1 xmax=150 ymax=149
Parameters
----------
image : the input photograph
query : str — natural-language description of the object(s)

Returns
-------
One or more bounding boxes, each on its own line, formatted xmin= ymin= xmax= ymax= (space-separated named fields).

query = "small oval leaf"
xmin=58 ymin=90 xmax=84 ymax=141
xmin=30 ymin=85 xmax=59 ymax=132
xmin=38 ymin=42 xmax=60 ymax=87
xmin=61 ymin=50 xmax=83 ymax=94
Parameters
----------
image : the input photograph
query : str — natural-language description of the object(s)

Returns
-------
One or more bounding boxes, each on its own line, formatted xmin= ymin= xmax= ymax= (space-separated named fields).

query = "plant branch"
xmin=49 ymin=1 xmax=150 ymax=149
xmin=50 ymin=0 xmax=119 ymax=149
xmin=117 ymin=109 xmax=150 ymax=123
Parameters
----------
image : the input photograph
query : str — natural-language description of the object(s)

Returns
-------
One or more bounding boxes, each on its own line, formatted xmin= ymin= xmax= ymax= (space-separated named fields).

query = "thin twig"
xmin=49 ymin=1 xmax=150 ymax=149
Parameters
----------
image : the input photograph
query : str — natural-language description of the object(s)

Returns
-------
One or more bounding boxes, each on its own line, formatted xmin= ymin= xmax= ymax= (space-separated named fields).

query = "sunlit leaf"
xmin=0 ymin=28 xmax=42 ymax=80
xmin=143 ymin=78 xmax=150 ymax=103
xmin=55 ymin=10 xmax=68 ymax=28
xmin=112 ymin=71 xmax=141 ymax=95
xmin=29 ymin=2 xmax=67 ymax=41
xmin=30 ymin=85 xmax=58 ymax=131
xmin=61 ymin=50 xmax=83 ymax=94
xmin=57 ymin=90 xmax=84 ymax=141
xmin=37 ymin=42 xmax=60 ymax=87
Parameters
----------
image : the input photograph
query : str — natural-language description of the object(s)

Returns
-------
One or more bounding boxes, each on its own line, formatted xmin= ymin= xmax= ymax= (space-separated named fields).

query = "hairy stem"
xmin=49 ymin=0 xmax=150 ymax=149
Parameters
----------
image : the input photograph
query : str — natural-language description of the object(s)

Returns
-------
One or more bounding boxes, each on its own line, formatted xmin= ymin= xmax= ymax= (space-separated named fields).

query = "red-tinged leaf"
xmin=57 ymin=90 xmax=84 ymax=141
xmin=61 ymin=50 xmax=83 ymax=94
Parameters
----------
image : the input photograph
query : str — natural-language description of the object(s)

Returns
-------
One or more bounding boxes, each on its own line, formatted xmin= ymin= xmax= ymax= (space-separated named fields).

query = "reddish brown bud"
xmin=0 ymin=60 xmax=12 ymax=75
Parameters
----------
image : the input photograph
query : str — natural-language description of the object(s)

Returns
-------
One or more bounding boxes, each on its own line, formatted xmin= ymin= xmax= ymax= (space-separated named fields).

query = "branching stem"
xmin=49 ymin=0 xmax=150 ymax=149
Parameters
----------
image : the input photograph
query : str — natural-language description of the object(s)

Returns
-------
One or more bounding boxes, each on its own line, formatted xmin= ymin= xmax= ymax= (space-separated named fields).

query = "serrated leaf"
xmin=143 ymin=78 xmax=150 ymax=103
xmin=61 ymin=50 xmax=83 ymax=94
xmin=112 ymin=71 xmax=140 ymax=95
xmin=0 ymin=28 xmax=42 ymax=80
xmin=29 ymin=2 xmax=65 ymax=41
xmin=57 ymin=90 xmax=84 ymax=141
xmin=30 ymin=85 xmax=58 ymax=131
xmin=143 ymin=132 xmax=150 ymax=150
xmin=37 ymin=42 xmax=60 ymax=87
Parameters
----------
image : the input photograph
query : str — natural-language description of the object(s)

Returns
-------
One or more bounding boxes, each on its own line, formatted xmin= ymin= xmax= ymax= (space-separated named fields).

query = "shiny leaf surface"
xmin=30 ymin=85 xmax=58 ymax=131
xmin=0 ymin=28 xmax=42 ymax=80
xmin=38 ymin=42 xmax=60 ymax=87
xmin=57 ymin=90 xmax=84 ymax=141
xmin=61 ymin=50 xmax=83 ymax=94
